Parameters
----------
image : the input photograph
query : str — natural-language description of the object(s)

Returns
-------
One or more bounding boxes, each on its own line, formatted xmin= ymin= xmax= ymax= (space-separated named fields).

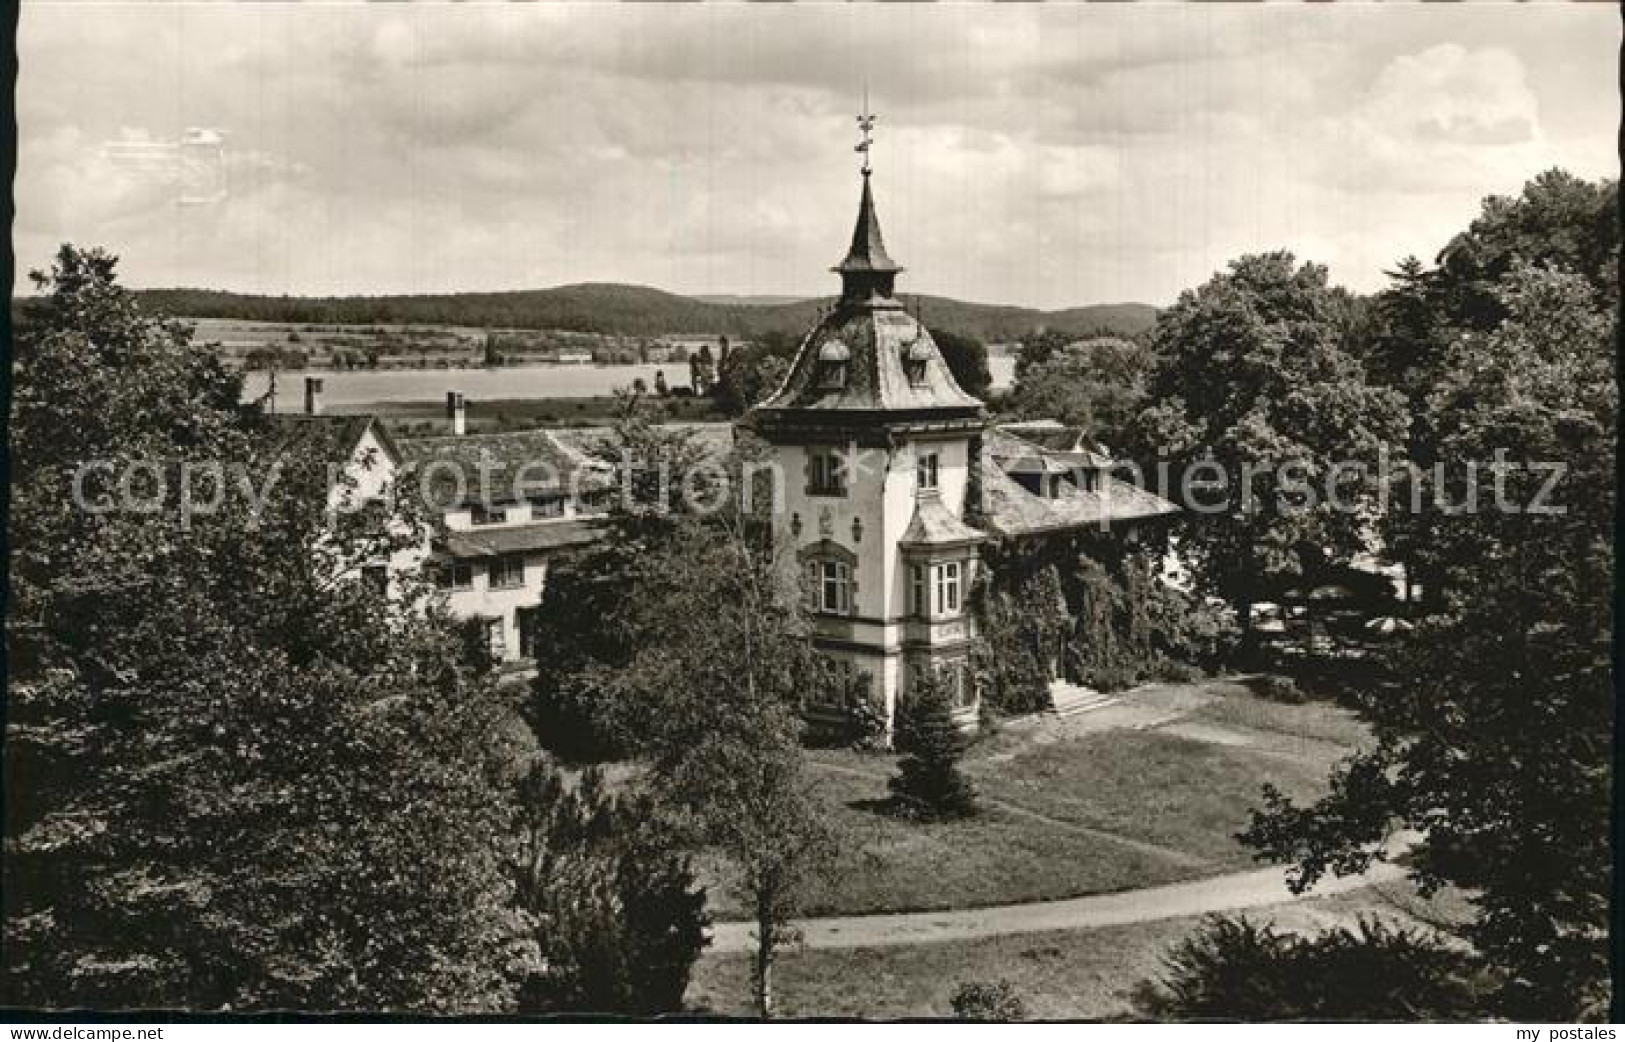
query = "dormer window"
xmin=904 ymin=341 xmax=931 ymax=387
xmin=817 ymin=341 xmax=851 ymax=390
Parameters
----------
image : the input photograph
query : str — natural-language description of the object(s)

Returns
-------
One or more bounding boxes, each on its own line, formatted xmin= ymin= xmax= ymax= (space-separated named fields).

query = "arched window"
xmin=799 ymin=539 xmax=859 ymax=616
xmin=903 ymin=340 xmax=931 ymax=387
xmin=817 ymin=340 xmax=851 ymax=390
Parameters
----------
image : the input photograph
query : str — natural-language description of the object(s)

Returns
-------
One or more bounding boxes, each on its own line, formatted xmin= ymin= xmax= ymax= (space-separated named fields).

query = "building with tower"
xmin=746 ymin=119 xmax=1178 ymax=733
xmin=270 ymin=112 xmax=1177 ymax=726
xmin=747 ymin=162 xmax=990 ymax=728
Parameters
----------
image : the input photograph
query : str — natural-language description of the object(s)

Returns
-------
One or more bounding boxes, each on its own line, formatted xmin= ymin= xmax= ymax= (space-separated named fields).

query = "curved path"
xmin=707 ymin=857 xmax=1410 ymax=954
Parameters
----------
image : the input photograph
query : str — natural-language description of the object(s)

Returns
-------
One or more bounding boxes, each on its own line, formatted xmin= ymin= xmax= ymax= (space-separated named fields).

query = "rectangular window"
xmin=916 ymin=452 xmax=939 ymax=492
xmin=436 ymin=560 xmax=475 ymax=591
xmin=489 ymin=554 xmax=526 ymax=590
xmin=911 ymin=564 xmax=927 ymax=617
xmin=487 ymin=617 xmax=507 ymax=658
xmin=808 ymin=451 xmax=847 ymax=496
xmin=935 ymin=561 xmax=962 ymax=616
xmin=816 ymin=560 xmax=851 ymax=614
xmin=517 ymin=606 xmax=542 ymax=659
xmin=471 ymin=502 xmax=508 ymax=526
xmin=812 ymin=658 xmax=854 ymax=708
xmin=529 ymin=496 xmax=565 ymax=519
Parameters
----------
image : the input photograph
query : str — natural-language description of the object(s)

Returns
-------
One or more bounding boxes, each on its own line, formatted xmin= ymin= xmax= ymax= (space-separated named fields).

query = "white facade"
xmin=430 ymin=493 xmax=605 ymax=662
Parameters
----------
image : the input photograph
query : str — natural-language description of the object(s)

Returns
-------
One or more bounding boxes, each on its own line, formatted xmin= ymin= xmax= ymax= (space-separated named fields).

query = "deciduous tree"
xmin=1239 ymin=262 xmax=1615 ymax=1020
xmin=5 ymin=246 xmax=534 ymax=1011
xmin=1135 ymin=252 xmax=1406 ymax=649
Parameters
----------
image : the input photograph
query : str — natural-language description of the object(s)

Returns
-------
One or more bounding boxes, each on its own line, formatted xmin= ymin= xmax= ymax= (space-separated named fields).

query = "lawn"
xmin=964 ymin=727 xmax=1342 ymax=873
xmin=1188 ymin=684 xmax=1373 ymax=748
xmin=685 ymin=886 xmax=1412 ymax=1019
xmin=670 ymin=676 xmax=1368 ymax=922
xmin=697 ymin=759 xmax=1203 ymax=921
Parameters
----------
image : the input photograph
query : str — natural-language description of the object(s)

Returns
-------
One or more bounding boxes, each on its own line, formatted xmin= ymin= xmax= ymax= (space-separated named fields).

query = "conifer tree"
xmin=889 ymin=668 xmax=978 ymax=820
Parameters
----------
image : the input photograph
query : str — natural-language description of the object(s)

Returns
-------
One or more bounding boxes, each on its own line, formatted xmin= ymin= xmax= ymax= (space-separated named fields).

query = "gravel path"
xmin=707 ymin=856 xmax=1410 ymax=953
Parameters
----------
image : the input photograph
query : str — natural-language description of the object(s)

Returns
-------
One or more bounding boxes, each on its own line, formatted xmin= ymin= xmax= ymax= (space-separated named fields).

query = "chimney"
xmin=446 ymin=391 xmax=467 ymax=436
xmin=304 ymin=376 xmax=325 ymax=416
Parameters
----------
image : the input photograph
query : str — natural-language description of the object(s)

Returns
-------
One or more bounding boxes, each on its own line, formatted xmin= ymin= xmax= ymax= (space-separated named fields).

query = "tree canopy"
xmin=1007 ymin=334 xmax=1152 ymax=446
xmin=5 ymin=246 xmax=533 ymax=1011
xmin=1135 ymin=252 xmax=1407 ymax=642
xmin=1239 ymin=172 xmax=1618 ymax=1020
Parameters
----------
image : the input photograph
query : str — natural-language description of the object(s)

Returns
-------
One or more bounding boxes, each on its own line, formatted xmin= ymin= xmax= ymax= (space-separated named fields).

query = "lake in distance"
xmin=242 ymin=356 xmax=1016 ymax=409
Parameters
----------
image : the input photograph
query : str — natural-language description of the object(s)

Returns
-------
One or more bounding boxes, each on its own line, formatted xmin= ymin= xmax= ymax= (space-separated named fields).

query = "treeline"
xmin=36 ymin=282 xmax=1157 ymax=344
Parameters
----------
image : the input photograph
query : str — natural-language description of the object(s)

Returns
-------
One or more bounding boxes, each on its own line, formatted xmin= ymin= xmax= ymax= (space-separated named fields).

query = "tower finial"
xmin=854 ymin=88 xmax=876 ymax=176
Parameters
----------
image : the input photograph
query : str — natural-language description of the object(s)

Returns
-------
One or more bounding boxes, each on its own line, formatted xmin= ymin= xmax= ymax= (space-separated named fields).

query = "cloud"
xmin=1310 ymin=44 xmax=1548 ymax=195
xmin=13 ymin=3 xmax=1617 ymax=307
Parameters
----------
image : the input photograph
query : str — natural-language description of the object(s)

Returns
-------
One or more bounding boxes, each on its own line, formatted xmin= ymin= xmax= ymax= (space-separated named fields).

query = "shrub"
xmin=1255 ymin=674 xmax=1305 ymax=704
xmin=1153 ymin=658 xmax=1206 ymax=684
xmin=513 ymin=765 xmax=709 ymax=1015
xmin=950 ymin=979 xmax=1028 ymax=1021
xmin=889 ymin=669 xmax=978 ymax=820
xmin=1136 ymin=914 xmax=1489 ymax=1021
xmin=527 ymin=672 xmax=632 ymax=763
xmin=840 ymin=693 xmax=889 ymax=752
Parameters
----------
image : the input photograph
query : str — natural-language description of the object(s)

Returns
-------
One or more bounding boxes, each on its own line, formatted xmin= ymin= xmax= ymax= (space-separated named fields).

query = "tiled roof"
xmin=976 ymin=427 xmax=1179 ymax=537
xmin=260 ymin=413 xmax=399 ymax=464
xmin=753 ymin=307 xmax=984 ymax=414
xmin=751 ymin=170 xmax=982 ymax=420
xmin=397 ymin=429 xmax=603 ymax=507
xmin=900 ymin=493 xmax=985 ymax=548
xmin=438 ymin=519 xmax=606 ymax=559
xmin=545 ymin=422 xmax=737 ymax=465
xmin=997 ymin=421 xmax=1116 ymax=466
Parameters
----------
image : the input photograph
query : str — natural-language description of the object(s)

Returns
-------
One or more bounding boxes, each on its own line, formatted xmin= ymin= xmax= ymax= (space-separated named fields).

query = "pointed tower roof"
xmin=834 ymin=172 xmax=902 ymax=276
xmin=748 ymin=165 xmax=985 ymax=431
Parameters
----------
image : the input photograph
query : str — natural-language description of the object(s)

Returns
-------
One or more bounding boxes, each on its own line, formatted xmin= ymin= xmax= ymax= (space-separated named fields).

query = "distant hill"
xmin=115 ymin=283 xmax=1157 ymax=343
xmin=690 ymin=294 xmax=809 ymax=308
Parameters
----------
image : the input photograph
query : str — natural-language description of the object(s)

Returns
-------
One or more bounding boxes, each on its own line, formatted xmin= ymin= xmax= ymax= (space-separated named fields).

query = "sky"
xmin=15 ymin=2 xmax=1618 ymax=309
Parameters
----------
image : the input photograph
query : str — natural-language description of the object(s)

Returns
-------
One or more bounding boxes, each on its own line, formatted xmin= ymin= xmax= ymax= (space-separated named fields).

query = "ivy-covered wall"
xmin=973 ymin=525 xmax=1232 ymax=713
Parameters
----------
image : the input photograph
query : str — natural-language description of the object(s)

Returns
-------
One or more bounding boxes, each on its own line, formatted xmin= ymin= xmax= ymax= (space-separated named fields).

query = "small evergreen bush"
xmin=889 ymin=669 xmax=978 ymax=820
xmin=513 ymin=765 xmax=709 ymax=1015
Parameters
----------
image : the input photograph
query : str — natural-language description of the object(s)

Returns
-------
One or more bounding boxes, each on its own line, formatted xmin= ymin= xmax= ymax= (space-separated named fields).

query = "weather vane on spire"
xmin=854 ymin=88 xmax=876 ymax=176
